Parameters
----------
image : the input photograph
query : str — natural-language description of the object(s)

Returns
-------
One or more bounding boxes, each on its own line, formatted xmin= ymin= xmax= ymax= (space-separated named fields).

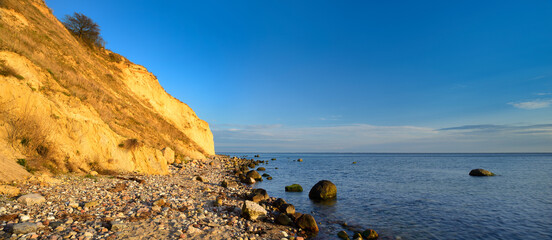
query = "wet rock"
xmin=246 ymin=170 xmax=262 ymax=181
xmin=279 ymin=204 xmax=295 ymax=215
xmin=257 ymin=167 xmax=266 ymax=171
xmin=241 ymin=200 xmax=267 ymax=220
xmin=0 ymin=185 xmax=21 ymax=197
xmin=353 ymin=232 xmax=363 ymax=239
xmin=469 ymin=169 xmax=495 ymax=176
xmin=12 ymin=222 xmax=39 ymax=234
xmin=276 ymin=213 xmax=292 ymax=226
xmin=296 ymin=214 xmax=318 ymax=233
xmin=361 ymin=229 xmax=378 ymax=239
xmin=17 ymin=193 xmax=46 ymax=205
xmin=271 ymin=158 xmax=276 ymax=160
xmin=297 ymin=158 xmax=303 ymax=162
xmin=309 ymin=180 xmax=337 ymax=200
xmin=285 ymin=184 xmax=303 ymax=192
xmin=338 ymin=230 xmax=350 ymax=239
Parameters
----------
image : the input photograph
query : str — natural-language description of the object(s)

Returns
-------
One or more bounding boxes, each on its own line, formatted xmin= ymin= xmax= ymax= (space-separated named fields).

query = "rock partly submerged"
xmin=309 ymin=180 xmax=337 ymax=200
xmin=469 ymin=168 xmax=495 ymax=176
xmin=285 ymin=184 xmax=303 ymax=192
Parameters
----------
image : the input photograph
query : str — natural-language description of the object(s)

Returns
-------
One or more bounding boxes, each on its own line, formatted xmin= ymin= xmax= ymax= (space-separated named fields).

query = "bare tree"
xmin=63 ymin=12 xmax=105 ymax=47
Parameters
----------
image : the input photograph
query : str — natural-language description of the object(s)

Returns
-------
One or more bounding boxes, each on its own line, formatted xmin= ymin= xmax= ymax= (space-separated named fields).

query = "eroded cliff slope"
xmin=0 ymin=0 xmax=214 ymax=181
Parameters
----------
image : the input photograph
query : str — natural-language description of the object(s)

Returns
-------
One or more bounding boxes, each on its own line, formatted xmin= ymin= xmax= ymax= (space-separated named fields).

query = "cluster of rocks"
xmin=0 ymin=156 xmax=305 ymax=240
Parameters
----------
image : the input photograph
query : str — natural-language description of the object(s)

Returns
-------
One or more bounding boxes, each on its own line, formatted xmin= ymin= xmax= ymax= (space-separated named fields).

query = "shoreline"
xmin=0 ymin=156 xmax=310 ymax=240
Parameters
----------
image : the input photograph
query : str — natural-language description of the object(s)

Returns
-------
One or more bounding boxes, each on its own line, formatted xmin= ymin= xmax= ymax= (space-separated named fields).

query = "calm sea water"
xmin=221 ymin=153 xmax=552 ymax=240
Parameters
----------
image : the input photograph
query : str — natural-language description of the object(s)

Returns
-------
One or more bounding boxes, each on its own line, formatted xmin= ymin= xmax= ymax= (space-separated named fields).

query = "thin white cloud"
xmin=212 ymin=122 xmax=552 ymax=152
xmin=536 ymin=92 xmax=552 ymax=96
xmin=509 ymin=99 xmax=552 ymax=110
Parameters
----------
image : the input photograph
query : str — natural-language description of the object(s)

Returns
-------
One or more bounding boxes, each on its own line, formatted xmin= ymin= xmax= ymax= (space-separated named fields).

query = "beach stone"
xmin=297 ymin=158 xmax=303 ymax=162
xmin=215 ymin=196 xmax=224 ymax=206
xmin=84 ymin=200 xmax=99 ymax=208
xmin=279 ymin=204 xmax=295 ymax=215
xmin=17 ymin=193 xmax=46 ymax=205
xmin=257 ymin=167 xmax=266 ymax=171
xmin=469 ymin=168 xmax=495 ymax=176
xmin=0 ymin=185 xmax=20 ymax=197
xmin=353 ymin=232 xmax=363 ymax=239
xmin=246 ymin=170 xmax=262 ymax=181
xmin=273 ymin=198 xmax=287 ymax=208
xmin=338 ymin=230 xmax=350 ymax=239
xmin=242 ymin=177 xmax=256 ymax=184
xmin=248 ymin=163 xmax=256 ymax=168
xmin=267 ymin=176 xmax=273 ymax=180
xmin=221 ymin=180 xmax=238 ymax=189
xmin=241 ymin=200 xmax=267 ymax=220
xmin=195 ymin=176 xmax=206 ymax=182
xmin=361 ymin=229 xmax=378 ymax=239
xmin=276 ymin=213 xmax=292 ymax=226
xmin=285 ymin=184 xmax=303 ymax=192
xmin=296 ymin=214 xmax=318 ymax=232
xmin=19 ymin=214 xmax=31 ymax=221
xmin=12 ymin=222 xmax=39 ymax=234
xmin=250 ymin=189 xmax=269 ymax=203
xmin=110 ymin=221 xmax=125 ymax=231
xmin=89 ymin=171 xmax=98 ymax=176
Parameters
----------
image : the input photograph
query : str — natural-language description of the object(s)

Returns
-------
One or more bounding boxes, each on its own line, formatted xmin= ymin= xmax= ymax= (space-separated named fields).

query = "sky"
xmin=46 ymin=0 xmax=552 ymax=152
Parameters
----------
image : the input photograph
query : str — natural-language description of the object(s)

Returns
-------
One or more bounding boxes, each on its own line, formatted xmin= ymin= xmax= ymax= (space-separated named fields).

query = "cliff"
xmin=0 ymin=0 xmax=215 ymax=181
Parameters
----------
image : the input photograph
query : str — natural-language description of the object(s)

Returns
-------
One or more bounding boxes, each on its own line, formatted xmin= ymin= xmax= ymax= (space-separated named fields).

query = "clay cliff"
xmin=0 ymin=0 xmax=215 ymax=181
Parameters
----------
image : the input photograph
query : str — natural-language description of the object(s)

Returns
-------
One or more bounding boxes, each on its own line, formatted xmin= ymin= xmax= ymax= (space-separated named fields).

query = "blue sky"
xmin=46 ymin=0 xmax=552 ymax=152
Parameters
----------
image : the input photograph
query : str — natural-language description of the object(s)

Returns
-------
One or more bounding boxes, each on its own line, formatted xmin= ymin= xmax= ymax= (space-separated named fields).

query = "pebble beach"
xmin=0 ymin=156 xmax=310 ymax=240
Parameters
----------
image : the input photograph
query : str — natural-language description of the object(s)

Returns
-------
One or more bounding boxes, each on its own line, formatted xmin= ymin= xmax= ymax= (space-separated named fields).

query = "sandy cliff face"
xmin=0 ymin=0 xmax=214 ymax=181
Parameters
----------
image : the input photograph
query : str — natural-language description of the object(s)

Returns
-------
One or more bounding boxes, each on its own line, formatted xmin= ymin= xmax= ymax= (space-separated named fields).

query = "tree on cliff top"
xmin=63 ymin=12 xmax=105 ymax=48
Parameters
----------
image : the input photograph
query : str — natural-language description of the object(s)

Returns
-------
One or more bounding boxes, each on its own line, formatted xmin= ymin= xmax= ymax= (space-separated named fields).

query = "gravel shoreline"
xmin=0 ymin=156 xmax=307 ymax=240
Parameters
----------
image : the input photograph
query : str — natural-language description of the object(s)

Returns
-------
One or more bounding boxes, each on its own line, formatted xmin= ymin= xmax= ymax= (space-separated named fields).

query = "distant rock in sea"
xmin=469 ymin=168 xmax=495 ymax=176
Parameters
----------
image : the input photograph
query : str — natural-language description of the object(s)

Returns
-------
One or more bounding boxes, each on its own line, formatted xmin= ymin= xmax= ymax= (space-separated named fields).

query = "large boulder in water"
xmin=309 ymin=180 xmax=337 ymax=200
xmin=469 ymin=168 xmax=495 ymax=176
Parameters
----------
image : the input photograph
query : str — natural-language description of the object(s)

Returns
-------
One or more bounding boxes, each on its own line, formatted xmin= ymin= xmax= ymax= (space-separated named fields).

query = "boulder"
xmin=248 ymin=163 xmax=256 ymax=168
xmin=309 ymin=180 xmax=337 ymax=200
xmin=11 ymin=222 xmax=39 ymax=234
xmin=469 ymin=169 xmax=495 ymax=176
xmin=266 ymin=176 xmax=273 ymax=180
xmin=353 ymin=232 xmax=363 ymax=240
xmin=273 ymin=198 xmax=287 ymax=208
xmin=250 ymin=189 xmax=269 ymax=203
xmin=161 ymin=147 xmax=175 ymax=164
xmin=89 ymin=171 xmax=99 ymax=176
xmin=257 ymin=167 xmax=266 ymax=171
xmin=0 ymin=185 xmax=20 ymax=197
xmin=271 ymin=158 xmax=276 ymax=160
xmin=17 ymin=193 xmax=46 ymax=205
xmin=361 ymin=229 xmax=378 ymax=239
xmin=241 ymin=177 xmax=256 ymax=184
xmin=246 ymin=170 xmax=262 ymax=181
xmin=276 ymin=213 xmax=293 ymax=226
xmin=241 ymin=200 xmax=267 ymax=220
xmin=262 ymin=173 xmax=270 ymax=177
xmin=338 ymin=230 xmax=350 ymax=239
xmin=296 ymin=214 xmax=318 ymax=232
xmin=285 ymin=184 xmax=303 ymax=192
xmin=279 ymin=203 xmax=295 ymax=215
xmin=297 ymin=158 xmax=303 ymax=162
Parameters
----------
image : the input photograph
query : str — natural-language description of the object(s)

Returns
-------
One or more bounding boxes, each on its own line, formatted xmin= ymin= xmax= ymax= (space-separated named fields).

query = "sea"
xmin=221 ymin=153 xmax=552 ymax=240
